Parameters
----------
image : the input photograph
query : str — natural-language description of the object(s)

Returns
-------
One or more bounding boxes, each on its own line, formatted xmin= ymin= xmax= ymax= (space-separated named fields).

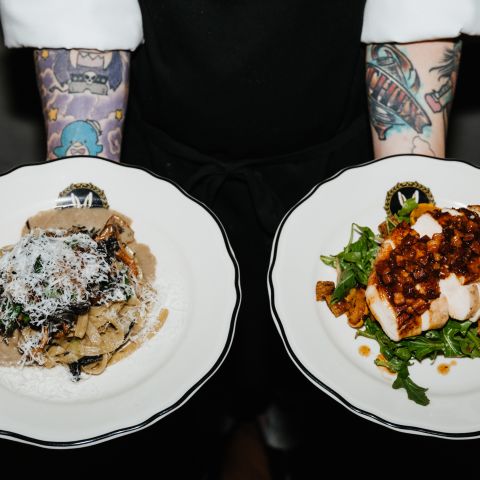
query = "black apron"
xmin=122 ymin=0 xmax=372 ymax=471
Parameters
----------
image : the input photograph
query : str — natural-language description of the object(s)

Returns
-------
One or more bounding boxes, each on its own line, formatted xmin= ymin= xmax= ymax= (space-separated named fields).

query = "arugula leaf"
xmin=374 ymin=354 xmax=406 ymax=373
xmin=393 ymin=346 xmax=412 ymax=361
xmin=319 ymin=255 xmax=336 ymax=268
xmin=372 ymin=344 xmax=429 ymax=405
xmin=399 ymin=336 xmax=442 ymax=360
xmin=458 ymin=321 xmax=473 ymax=336
xmin=321 ymin=224 xmax=380 ymax=303
xmin=359 ymin=317 xmax=480 ymax=406
xmin=467 ymin=330 xmax=480 ymax=350
xmin=441 ymin=320 xmax=467 ymax=357
xmin=392 ymin=367 xmax=430 ymax=406
xmin=331 ymin=269 xmax=356 ymax=303
xmin=342 ymin=252 xmax=362 ymax=263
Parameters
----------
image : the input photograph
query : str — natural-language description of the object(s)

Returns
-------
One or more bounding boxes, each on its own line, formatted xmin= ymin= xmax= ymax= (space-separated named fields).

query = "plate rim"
xmin=0 ymin=156 xmax=241 ymax=448
xmin=268 ymin=153 xmax=480 ymax=440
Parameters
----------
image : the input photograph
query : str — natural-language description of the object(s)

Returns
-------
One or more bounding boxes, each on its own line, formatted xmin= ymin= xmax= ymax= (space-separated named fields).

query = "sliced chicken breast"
xmin=366 ymin=276 xmax=450 ymax=341
xmin=366 ymin=206 xmax=480 ymax=341
xmin=439 ymin=274 xmax=480 ymax=320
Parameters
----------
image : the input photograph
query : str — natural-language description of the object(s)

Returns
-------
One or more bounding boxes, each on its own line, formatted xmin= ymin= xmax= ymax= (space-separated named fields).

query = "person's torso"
xmin=127 ymin=0 xmax=367 ymax=160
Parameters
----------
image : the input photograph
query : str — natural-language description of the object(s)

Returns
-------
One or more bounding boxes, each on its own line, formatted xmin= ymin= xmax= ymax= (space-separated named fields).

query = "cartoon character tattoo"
xmin=35 ymin=48 xmax=130 ymax=161
xmin=54 ymin=120 xmax=103 ymax=157
xmin=52 ymin=50 xmax=123 ymax=95
xmin=366 ymin=45 xmax=431 ymax=140
xmin=425 ymin=42 xmax=461 ymax=115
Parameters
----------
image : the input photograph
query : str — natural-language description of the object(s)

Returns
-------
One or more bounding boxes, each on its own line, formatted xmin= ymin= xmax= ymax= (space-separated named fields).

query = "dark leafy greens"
xmin=357 ymin=318 xmax=480 ymax=406
xmin=321 ymin=224 xmax=380 ymax=303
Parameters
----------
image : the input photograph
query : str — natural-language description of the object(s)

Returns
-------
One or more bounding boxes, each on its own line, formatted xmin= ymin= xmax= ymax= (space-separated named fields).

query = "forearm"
xmin=366 ymin=40 xmax=461 ymax=158
xmin=34 ymin=48 xmax=130 ymax=161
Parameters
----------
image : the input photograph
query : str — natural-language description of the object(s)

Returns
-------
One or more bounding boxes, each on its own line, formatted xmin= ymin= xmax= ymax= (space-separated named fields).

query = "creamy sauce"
xmin=358 ymin=345 xmax=371 ymax=357
xmin=0 ymin=208 xmax=158 ymax=366
xmin=24 ymin=208 xmax=156 ymax=282
xmin=130 ymin=242 xmax=156 ymax=283
xmin=24 ymin=207 xmax=122 ymax=235
xmin=0 ymin=331 xmax=20 ymax=364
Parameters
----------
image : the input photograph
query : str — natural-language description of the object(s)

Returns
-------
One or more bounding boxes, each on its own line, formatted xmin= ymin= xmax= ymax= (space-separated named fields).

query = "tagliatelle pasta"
xmin=0 ymin=209 xmax=166 ymax=380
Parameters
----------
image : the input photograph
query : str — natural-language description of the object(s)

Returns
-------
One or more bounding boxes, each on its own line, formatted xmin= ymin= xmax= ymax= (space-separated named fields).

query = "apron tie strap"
xmin=134 ymin=107 xmax=367 ymax=234
xmin=185 ymin=161 xmax=283 ymax=234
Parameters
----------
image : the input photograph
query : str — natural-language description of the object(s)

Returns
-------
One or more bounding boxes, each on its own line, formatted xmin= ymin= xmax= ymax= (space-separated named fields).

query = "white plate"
xmin=0 ymin=157 xmax=240 ymax=447
xmin=268 ymin=154 xmax=480 ymax=439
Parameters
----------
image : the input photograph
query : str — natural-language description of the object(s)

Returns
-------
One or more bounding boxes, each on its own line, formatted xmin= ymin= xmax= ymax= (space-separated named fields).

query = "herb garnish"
xmin=321 ymin=224 xmax=380 ymax=303
xmin=386 ymin=197 xmax=418 ymax=233
xmin=33 ymin=256 xmax=42 ymax=273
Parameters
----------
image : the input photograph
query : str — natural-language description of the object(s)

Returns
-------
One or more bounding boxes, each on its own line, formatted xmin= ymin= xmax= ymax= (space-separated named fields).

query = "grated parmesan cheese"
xmin=0 ymin=228 xmax=133 ymax=329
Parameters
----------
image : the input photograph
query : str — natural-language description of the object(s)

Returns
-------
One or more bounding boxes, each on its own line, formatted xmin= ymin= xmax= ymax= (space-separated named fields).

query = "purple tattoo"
xmin=35 ymin=49 xmax=129 ymax=161
xmin=52 ymin=50 xmax=124 ymax=95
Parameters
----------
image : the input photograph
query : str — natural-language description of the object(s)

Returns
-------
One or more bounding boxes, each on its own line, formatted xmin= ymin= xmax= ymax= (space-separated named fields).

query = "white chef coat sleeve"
xmin=361 ymin=0 xmax=480 ymax=43
xmin=0 ymin=0 xmax=143 ymax=50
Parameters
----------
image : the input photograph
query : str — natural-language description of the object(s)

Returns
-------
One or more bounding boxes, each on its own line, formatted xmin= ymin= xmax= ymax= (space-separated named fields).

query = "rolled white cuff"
xmin=0 ymin=0 xmax=143 ymax=50
xmin=361 ymin=0 xmax=480 ymax=43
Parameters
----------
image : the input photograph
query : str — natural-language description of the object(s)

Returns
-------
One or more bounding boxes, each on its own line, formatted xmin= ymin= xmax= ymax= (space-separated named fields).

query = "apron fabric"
xmin=124 ymin=105 xmax=371 ymax=414
xmin=120 ymin=0 xmax=372 ymax=472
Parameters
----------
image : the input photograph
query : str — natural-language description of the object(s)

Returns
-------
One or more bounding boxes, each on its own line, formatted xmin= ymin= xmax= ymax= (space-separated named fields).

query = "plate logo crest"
xmin=56 ymin=183 xmax=109 ymax=209
xmin=384 ymin=181 xmax=434 ymax=216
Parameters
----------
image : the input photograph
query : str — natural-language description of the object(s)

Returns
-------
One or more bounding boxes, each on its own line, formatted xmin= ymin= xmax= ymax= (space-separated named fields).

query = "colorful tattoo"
xmin=425 ymin=42 xmax=461 ymax=115
xmin=54 ymin=120 xmax=103 ymax=157
xmin=366 ymin=45 xmax=431 ymax=141
xmin=35 ymin=48 xmax=130 ymax=161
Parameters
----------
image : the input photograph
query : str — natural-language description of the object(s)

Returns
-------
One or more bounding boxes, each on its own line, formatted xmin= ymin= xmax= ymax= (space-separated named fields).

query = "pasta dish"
xmin=0 ymin=209 xmax=166 ymax=380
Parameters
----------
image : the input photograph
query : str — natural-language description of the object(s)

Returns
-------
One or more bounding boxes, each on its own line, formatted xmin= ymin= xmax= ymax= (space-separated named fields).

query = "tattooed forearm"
xmin=366 ymin=40 xmax=462 ymax=159
xmin=34 ymin=49 xmax=130 ymax=161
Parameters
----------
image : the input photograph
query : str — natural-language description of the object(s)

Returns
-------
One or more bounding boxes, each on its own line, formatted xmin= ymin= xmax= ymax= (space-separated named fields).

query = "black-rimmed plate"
xmin=268 ymin=154 xmax=480 ymax=439
xmin=0 ymin=156 xmax=240 ymax=447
